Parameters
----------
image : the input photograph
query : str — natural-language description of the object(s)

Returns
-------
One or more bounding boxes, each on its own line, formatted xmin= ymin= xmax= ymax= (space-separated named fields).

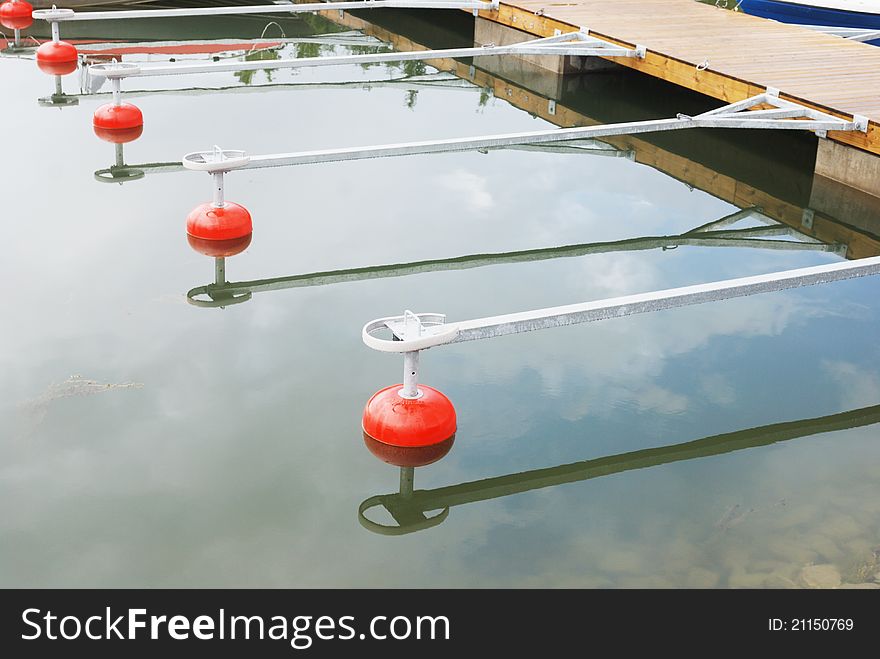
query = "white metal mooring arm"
xmin=179 ymin=92 xmax=865 ymax=174
xmin=361 ymin=255 xmax=880 ymax=353
xmin=33 ymin=1 xmax=500 ymax=23
xmin=87 ymin=32 xmax=642 ymax=80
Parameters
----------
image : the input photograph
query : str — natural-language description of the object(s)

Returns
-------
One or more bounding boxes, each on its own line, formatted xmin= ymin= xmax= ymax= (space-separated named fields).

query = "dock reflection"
xmin=358 ymin=404 xmax=880 ymax=535
xmin=186 ymin=207 xmax=844 ymax=308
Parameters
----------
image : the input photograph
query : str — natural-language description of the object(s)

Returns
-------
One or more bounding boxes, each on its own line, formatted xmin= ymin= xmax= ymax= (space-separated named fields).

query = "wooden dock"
xmin=476 ymin=0 xmax=880 ymax=161
xmin=321 ymin=7 xmax=880 ymax=260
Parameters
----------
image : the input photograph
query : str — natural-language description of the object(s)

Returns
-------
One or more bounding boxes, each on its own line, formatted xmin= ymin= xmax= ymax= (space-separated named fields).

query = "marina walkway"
xmin=478 ymin=0 xmax=880 ymax=157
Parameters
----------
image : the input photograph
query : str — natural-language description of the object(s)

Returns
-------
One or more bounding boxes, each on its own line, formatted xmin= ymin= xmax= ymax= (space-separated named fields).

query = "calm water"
xmin=2 ymin=7 xmax=880 ymax=588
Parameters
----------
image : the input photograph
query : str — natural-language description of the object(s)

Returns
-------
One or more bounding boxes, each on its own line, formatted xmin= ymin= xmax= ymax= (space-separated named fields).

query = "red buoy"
xmin=186 ymin=202 xmax=252 ymax=241
xmin=0 ymin=0 xmax=33 ymax=30
xmin=362 ymin=384 xmax=456 ymax=448
xmin=187 ymin=232 xmax=252 ymax=257
xmin=93 ymin=102 xmax=143 ymax=144
xmin=36 ymin=40 xmax=78 ymax=76
xmin=364 ymin=432 xmax=454 ymax=468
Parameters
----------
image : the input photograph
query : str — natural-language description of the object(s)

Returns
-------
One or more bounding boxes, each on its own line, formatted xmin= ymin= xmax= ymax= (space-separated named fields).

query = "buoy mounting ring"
xmin=183 ymin=148 xmax=250 ymax=172
xmin=89 ymin=61 xmax=141 ymax=79
xmin=94 ymin=166 xmax=145 ymax=183
xmin=31 ymin=7 xmax=74 ymax=20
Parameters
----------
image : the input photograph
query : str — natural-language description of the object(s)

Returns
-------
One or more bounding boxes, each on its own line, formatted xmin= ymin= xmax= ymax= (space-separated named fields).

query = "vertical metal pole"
xmin=111 ymin=77 xmax=121 ymax=107
xmin=14 ymin=28 xmax=21 ymax=48
xmin=401 ymin=351 xmax=420 ymax=398
xmin=51 ymin=21 xmax=60 ymax=43
xmin=115 ymin=143 xmax=124 ymax=168
xmin=54 ymin=75 xmax=62 ymax=96
xmin=399 ymin=467 xmax=414 ymax=498
xmin=214 ymin=257 xmax=226 ymax=285
xmin=212 ymin=172 xmax=225 ymax=208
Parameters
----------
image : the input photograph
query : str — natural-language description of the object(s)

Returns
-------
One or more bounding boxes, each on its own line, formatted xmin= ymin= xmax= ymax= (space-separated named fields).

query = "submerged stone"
xmin=800 ymin=563 xmax=842 ymax=589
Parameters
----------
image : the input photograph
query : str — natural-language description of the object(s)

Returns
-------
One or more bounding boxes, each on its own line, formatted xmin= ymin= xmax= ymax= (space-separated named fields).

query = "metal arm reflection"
xmin=359 ymin=403 xmax=880 ymax=535
xmin=186 ymin=209 xmax=844 ymax=308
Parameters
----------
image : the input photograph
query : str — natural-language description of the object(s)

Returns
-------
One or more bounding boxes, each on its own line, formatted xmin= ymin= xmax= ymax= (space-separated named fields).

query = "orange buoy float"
xmin=36 ymin=43 xmax=78 ymax=75
xmin=34 ymin=8 xmax=77 ymax=75
xmin=183 ymin=148 xmax=253 ymax=243
xmin=186 ymin=202 xmax=252 ymax=241
xmin=0 ymin=0 xmax=33 ymax=30
xmin=93 ymin=104 xmax=144 ymax=143
xmin=92 ymin=63 xmax=144 ymax=143
xmin=362 ymin=335 xmax=457 ymax=450
xmin=363 ymin=384 xmax=456 ymax=449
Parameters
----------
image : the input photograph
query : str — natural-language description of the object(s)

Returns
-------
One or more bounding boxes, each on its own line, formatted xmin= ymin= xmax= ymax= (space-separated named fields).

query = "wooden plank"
xmin=323 ymin=6 xmax=880 ymax=259
xmin=475 ymin=0 xmax=880 ymax=155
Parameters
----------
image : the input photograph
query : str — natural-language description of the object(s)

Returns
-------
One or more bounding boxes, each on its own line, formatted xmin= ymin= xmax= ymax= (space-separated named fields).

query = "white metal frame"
xmin=361 ymin=255 xmax=880 ymax=397
xmin=179 ymin=91 xmax=866 ymax=179
xmin=86 ymin=30 xmax=644 ymax=85
xmin=34 ymin=1 xmax=499 ymax=23
xmin=363 ymin=256 xmax=880 ymax=354
xmin=33 ymin=2 xmax=500 ymax=48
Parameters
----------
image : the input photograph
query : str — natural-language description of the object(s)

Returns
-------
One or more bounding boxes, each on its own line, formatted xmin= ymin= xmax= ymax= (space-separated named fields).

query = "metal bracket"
xmin=801 ymin=208 xmax=815 ymax=229
xmin=548 ymin=99 xmax=556 ymax=116
xmin=853 ymin=114 xmax=869 ymax=133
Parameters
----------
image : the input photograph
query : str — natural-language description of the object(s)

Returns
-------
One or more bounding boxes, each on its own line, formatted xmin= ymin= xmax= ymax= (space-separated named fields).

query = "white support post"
xmin=399 ymin=310 xmax=423 ymax=399
xmin=212 ymin=171 xmax=225 ymax=209
xmin=111 ymin=76 xmax=121 ymax=107
xmin=402 ymin=351 xmax=420 ymax=399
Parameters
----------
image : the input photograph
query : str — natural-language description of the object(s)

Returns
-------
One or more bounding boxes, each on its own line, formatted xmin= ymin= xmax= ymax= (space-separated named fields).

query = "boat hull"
xmin=740 ymin=0 xmax=880 ymax=28
xmin=740 ymin=0 xmax=880 ymax=43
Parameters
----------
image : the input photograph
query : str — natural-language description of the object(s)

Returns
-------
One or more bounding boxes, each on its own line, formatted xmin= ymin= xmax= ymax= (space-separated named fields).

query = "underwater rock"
xmin=800 ymin=564 xmax=842 ymax=589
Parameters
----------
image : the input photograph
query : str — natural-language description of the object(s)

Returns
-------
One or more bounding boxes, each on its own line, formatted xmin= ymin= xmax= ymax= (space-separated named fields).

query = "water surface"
xmin=1 ymin=7 xmax=879 ymax=588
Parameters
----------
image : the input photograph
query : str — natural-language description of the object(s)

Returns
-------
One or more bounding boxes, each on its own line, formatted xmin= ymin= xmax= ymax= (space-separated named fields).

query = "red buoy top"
xmin=186 ymin=202 xmax=253 ymax=241
xmin=36 ymin=41 xmax=78 ymax=75
xmin=0 ymin=0 xmax=33 ymax=30
xmin=94 ymin=102 xmax=143 ymax=130
xmin=93 ymin=102 xmax=144 ymax=143
xmin=362 ymin=384 xmax=457 ymax=448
